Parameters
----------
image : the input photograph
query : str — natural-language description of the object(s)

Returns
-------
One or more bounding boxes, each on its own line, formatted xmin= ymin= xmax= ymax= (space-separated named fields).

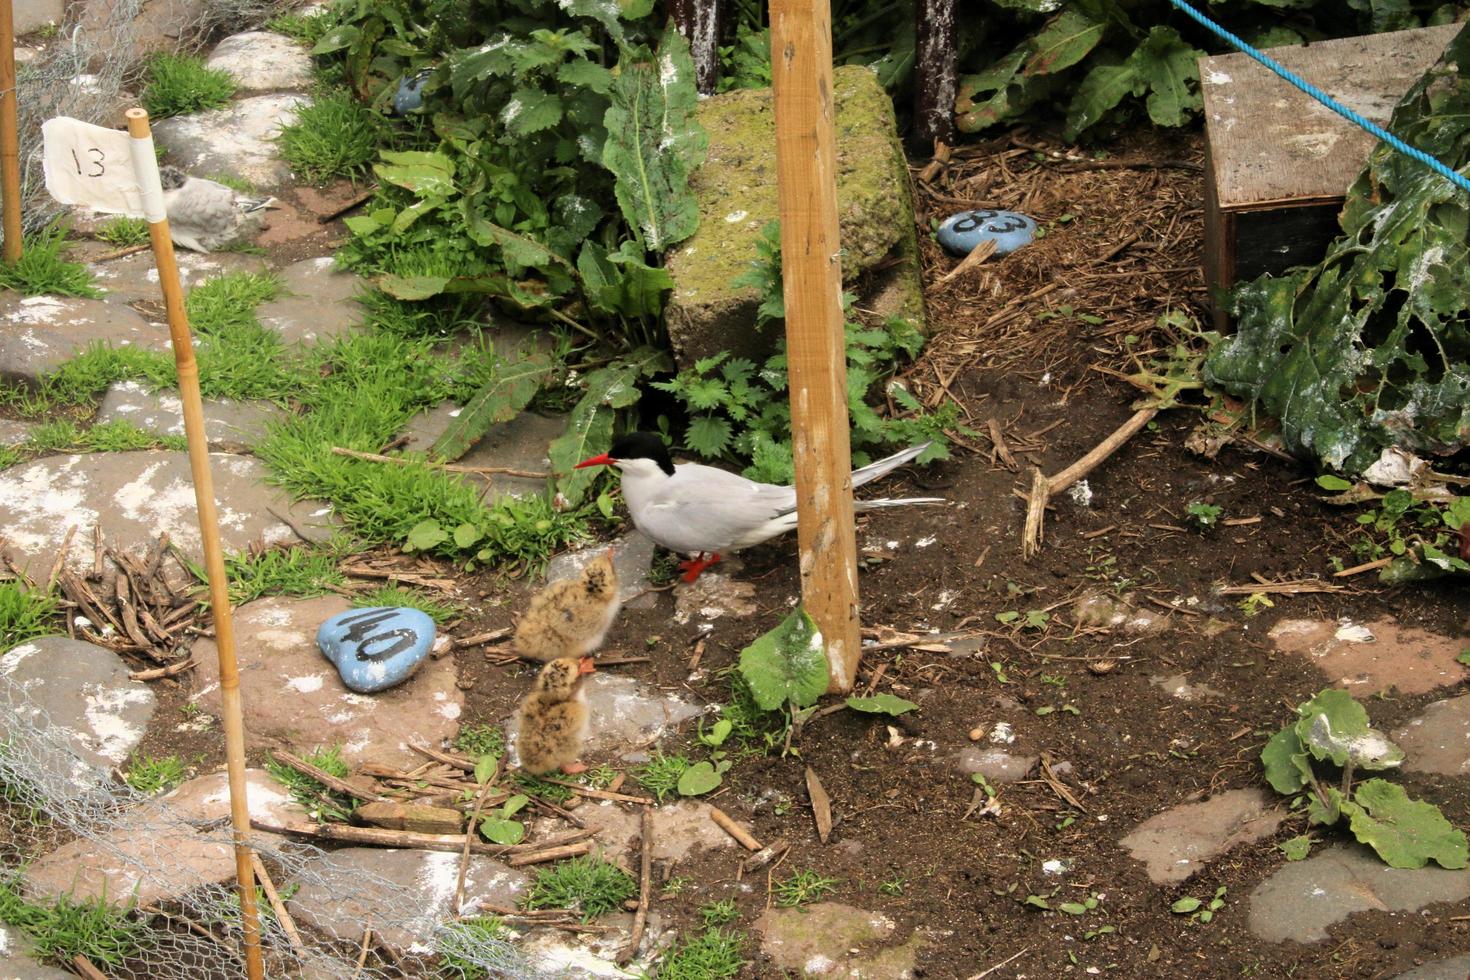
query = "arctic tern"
xmin=575 ymin=432 xmax=943 ymax=581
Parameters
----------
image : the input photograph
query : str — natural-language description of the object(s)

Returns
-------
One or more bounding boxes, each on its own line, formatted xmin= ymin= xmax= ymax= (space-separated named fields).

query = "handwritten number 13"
xmin=69 ymin=147 xmax=105 ymax=178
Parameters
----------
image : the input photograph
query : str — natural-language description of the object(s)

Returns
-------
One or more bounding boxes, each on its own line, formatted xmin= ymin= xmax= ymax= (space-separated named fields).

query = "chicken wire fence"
xmin=10 ymin=0 xmax=283 ymax=233
xmin=0 ymin=679 xmax=552 ymax=979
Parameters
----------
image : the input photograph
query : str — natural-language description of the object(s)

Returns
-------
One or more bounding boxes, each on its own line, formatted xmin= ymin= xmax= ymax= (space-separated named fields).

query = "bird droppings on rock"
xmin=1269 ymin=616 xmax=1470 ymax=695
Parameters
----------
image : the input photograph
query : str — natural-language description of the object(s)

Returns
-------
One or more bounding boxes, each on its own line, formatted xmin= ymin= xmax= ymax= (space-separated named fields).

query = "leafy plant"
xmin=0 ymin=878 xmax=154 ymax=966
xmin=523 ymin=855 xmax=636 ymax=920
xmin=1184 ymin=501 xmax=1222 ymax=530
xmin=265 ymin=9 xmax=333 ymax=45
xmin=353 ymin=584 xmax=458 ymax=623
xmin=124 ymin=754 xmax=187 ymax=795
xmin=845 ymin=694 xmax=918 ymax=716
xmin=676 ymin=759 xmax=730 ymax=798
xmin=95 ymin=216 xmax=150 ymax=247
xmin=995 ymin=608 xmax=1051 ymax=631
xmin=478 ymin=793 xmax=529 ymax=845
xmin=266 ymin=745 xmax=358 ymax=823
xmin=454 ymin=724 xmax=505 ymax=758
xmin=1261 ymin=689 xmax=1467 ymax=869
xmin=632 ymin=752 xmax=691 ymax=805
xmin=276 ymin=88 xmax=388 ymax=184
xmin=185 ymin=546 xmax=344 ymax=606
xmin=655 ymin=927 xmax=745 ymax=979
xmin=0 ymin=222 xmax=100 ymax=297
xmin=0 ymin=581 xmax=60 ymax=653
xmin=738 ymin=607 xmax=828 ymax=718
xmin=1317 ymin=480 xmax=1470 ymax=583
xmin=700 ymin=898 xmax=739 ymax=927
xmin=436 ymin=915 xmax=509 ymax=978
xmin=142 ymin=52 xmax=237 ymax=118
xmin=1171 ymin=886 xmax=1227 ymax=924
xmin=773 ymin=869 xmax=839 ymax=908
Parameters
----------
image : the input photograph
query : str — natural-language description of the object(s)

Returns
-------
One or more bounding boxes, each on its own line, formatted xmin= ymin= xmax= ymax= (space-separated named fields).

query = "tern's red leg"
xmin=678 ymin=552 xmax=724 ymax=582
xmin=560 ymin=761 xmax=588 ymax=774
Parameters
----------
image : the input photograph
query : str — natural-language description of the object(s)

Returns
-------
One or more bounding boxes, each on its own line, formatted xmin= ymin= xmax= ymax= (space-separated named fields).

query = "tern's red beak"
xmin=574 ymin=453 xmax=614 ymax=470
xmin=577 ymin=656 xmax=597 ymax=675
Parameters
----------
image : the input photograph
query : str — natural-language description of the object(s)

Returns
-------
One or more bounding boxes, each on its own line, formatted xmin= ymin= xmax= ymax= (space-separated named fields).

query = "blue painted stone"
xmin=936 ymin=209 xmax=1037 ymax=257
xmin=317 ymin=607 xmax=436 ymax=693
xmin=392 ymin=70 xmax=432 ymax=115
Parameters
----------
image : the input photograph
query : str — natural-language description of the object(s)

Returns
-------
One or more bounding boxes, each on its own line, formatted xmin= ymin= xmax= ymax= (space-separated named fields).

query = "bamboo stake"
xmin=123 ymin=107 xmax=264 ymax=980
xmin=771 ymin=0 xmax=862 ymax=694
xmin=0 ymin=0 xmax=20 ymax=264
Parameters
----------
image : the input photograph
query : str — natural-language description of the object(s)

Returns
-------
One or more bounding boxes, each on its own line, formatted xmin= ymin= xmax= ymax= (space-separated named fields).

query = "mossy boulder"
xmin=664 ymin=65 xmax=925 ymax=369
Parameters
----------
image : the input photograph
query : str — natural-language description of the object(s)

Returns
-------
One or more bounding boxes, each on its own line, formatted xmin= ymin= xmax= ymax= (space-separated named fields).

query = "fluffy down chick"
xmin=517 ymin=656 xmax=596 ymax=775
xmin=159 ymin=165 xmax=276 ymax=253
xmin=513 ymin=548 xmax=621 ymax=662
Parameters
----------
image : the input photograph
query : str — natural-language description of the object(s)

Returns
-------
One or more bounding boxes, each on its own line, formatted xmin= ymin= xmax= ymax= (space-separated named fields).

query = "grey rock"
xmin=454 ymin=411 xmax=564 ymax=501
xmin=153 ymin=94 xmax=309 ymax=190
xmin=1390 ymin=956 xmax=1470 ymax=980
xmin=160 ymin=768 xmax=309 ymax=827
xmin=287 ymin=847 xmax=529 ymax=954
xmin=0 ymin=451 xmax=332 ymax=578
xmin=546 ymin=531 xmax=656 ymax=607
xmin=96 ymin=380 xmax=288 ymax=452
xmin=1120 ymin=788 xmax=1285 ymax=885
xmin=954 ymin=745 xmax=1037 ymax=785
xmin=538 ymin=800 xmax=736 ymax=868
xmin=0 ymin=294 xmax=170 ymax=388
xmin=664 ymin=66 xmax=923 ymax=369
xmin=507 ymin=673 xmax=701 ymax=765
xmin=89 ymin=247 xmax=268 ymax=309
xmin=1248 ymin=845 xmax=1470 ymax=943
xmin=1393 ymin=695 xmax=1470 ymax=776
xmin=0 ymin=924 xmax=73 ymax=979
xmin=673 ymin=569 xmax=757 ymax=626
xmin=80 ymin=0 xmax=208 ymax=61
xmin=0 ymin=637 xmax=155 ymax=793
xmin=755 ymin=902 xmax=923 ymax=979
xmin=256 ymin=256 xmax=365 ymax=345
xmin=13 ymin=0 xmax=62 ymax=33
xmin=207 ymin=32 xmax=314 ymax=92
xmin=1149 ymin=673 xmax=1223 ymax=702
xmin=189 ymin=596 xmax=463 ymax=769
xmin=24 ymin=816 xmax=235 ymax=907
xmin=0 ymin=418 xmax=35 ymax=444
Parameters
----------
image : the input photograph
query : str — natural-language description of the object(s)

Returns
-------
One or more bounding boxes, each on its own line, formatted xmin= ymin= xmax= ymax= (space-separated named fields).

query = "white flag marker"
xmin=41 ymin=116 xmax=166 ymax=219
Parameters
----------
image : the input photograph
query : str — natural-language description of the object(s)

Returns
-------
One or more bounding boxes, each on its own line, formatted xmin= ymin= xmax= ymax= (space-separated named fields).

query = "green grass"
xmin=632 ymin=753 xmax=691 ymax=805
xmin=653 ymin=928 xmax=745 ymax=980
xmin=142 ymin=52 xmax=237 ymax=118
xmin=773 ymin=869 xmax=840 ymax=908
xmin=25 ymin=419 xmax=185 ymax=456
xmin=453 ymin=724 xmax=505 ymax=759
xmin=0 ymin=581 xmax=60 ymax=653
xmin=264 ymin=9 xmax=333 ymax=45
xmin=509 ymin=771 xmax=574 ymax=804
xmin=203 ymin=173 xmax=256 ymax=194
xmin=0 ymin=223 xmax=100 ymax=297
xmin=0 ymin=877 xmax=154 ymax=967
xmin=523 ymin=856 xmax=636 ymax=921
xmin=354 ymin=585 xmax=457 ymax=624
xmin=276 ymin=89 xmax=386 ymax=183
xmin=358 ymin=289 xmax=478 ymax=339
xmin=436 ymin=915 xmax=509 ymax=978
xmin=188 ymin=546 xmax=345 ymax=606
xmin=265 ymin=745 xmax=357 ymax=823
xmin=187 ymin=271 xmax=280 ymax=335
xmin=95 ymin=217 xmax=150 ymax=247
xmin=123 ymin=754 xmax=187 ymax=794
xmin=699 ymin=899 xmax=738 ymax=927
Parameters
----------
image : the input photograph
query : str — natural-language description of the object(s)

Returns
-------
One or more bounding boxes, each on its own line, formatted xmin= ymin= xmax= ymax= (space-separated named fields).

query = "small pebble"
xmin=968 ymin=726 xmax=984 ymax=741
xmin=936 ymin=209 xmax=1037 ymax=257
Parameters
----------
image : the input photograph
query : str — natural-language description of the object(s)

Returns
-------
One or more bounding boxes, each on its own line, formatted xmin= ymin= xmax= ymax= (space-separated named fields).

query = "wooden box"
xmin=1199 ymin=23 xmax=1458 ymax=329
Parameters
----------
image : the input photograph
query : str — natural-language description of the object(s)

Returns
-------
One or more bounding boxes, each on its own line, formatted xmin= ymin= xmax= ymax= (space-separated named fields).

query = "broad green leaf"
xmin=686 ymin=416 xmax=732 ymax=457
xmin=479 ymin=816 xmax=525 ymax=845
xmin=1316 ymin=474 xmax=1354 ymax=491
xmin=676 ymin=761 xmax=723 ymax=797
xmin=1128 ymin=26 xmax=1203 ymax=128
xmin=557 ymin=57 xmax=613 ymax=94
xmin=502 ymin=793 xmax=530 ymax=817
xmin=1308 ymin=786 xmax=1349 ymax=827
xmin=1279 ymin=834 xmax=1313 ymax=861
xmin=474 ymin=754 xmax=496 ymax=785
xmin=1170 ymin=897 xmax=1201 ymax=914
xmin=502 ymin=87 xmax=563 ymax=136
xmin=455 ymin=523 xmax=484 ymax=549
xmin=429 ymin=354 xmax=553 ymax=463
xmin=1057 ymin=902 xmax=1089 ymax=915
xmin=699 ymin=719 xmax=733 ymax=747
xmin=378 ymin=274 xmax=450 ymax=300
xmin=462 ymin=200 xmax=566 ymax=273
xmin=1344 ymin=778 xmax=1469 ymax=869
xmin=1064 ymin=59 xmax=1139 ymax=140
xmin=845 ymin=694 xmax=920 ymax=716
xmin=374 ymin=151 xmax=457 ymax=197
xmin=737 ymin=607 xmax=828 ymax=711
xmin=1294 ymin=689 xmax=1404 ymax=770
xmin=310 ymin=24 xmax=360 ymax=55
xmin=1261 ymin=725 xmax=1311 ymax=795
xmin=1023 ymin=8 xmax=1105 ymax=76
xmin=956 ymin=47 xmax=1059 ymax=133
xmin=548 ymin=349 xmax=671 ymax=506
xmin=404 ymin=520 xmax=448 ymax=552
xmin=600 ymin=24 xmax=706 ymax=251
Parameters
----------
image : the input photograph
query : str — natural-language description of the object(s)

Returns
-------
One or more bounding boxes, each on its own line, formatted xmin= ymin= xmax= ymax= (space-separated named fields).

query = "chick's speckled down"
xmin=517 ymin=657 xmax=592 ymax=775
xmin=513 ymin=549 xmax=621 ymax=662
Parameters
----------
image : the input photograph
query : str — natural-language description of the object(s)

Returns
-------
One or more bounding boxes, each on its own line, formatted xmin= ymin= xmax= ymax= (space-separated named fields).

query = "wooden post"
xmin=912 ymin=0 xmax=957 ymax=150
xmin=769 ymin=0 xmax=862 ymax=693
xmin=669 ymin=0 xmax=728 ymax=95
xmin=123 ymin=107 xmax=265 ymax=980
xmin=0 ymin=0 xmax=23 ymax=264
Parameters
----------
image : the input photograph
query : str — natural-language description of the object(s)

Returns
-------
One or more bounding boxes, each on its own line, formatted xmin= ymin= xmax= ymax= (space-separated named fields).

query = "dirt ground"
xmin=128 ymin=127 xmax=1470 ymax=978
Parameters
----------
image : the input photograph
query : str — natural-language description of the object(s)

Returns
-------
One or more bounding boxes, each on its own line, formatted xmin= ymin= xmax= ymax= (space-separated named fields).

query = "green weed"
xmin=437 ymin=915 xmax=509 ymax=977
xmin=773 ymin=869 xmax=839 ymax=908
xmin=0 ymin=223 xmax=100 ymax=297
xmin=523 ymin=856 xmax=635 ymax=921
xmin=188 ymin=547 xmax=345 ymax=606
xmin=95 ymin=217 xmax=150 ymax=247
xmin=264 ymin=9 xmax=333 ymax=45
xmin=699 ymin=898 xmax=738 ymax=926
xmin=0 ymin=581 xmax=60 ymax=652
xmin=631 ymin=753 xmax=691 ymax=804
xmin=124 ymin=754 xmax=187 ymax=795
xmin=453 ymin=724 xmax=505 ymax=759
xmin=354 ymin=585 xmax=457 ymax=624
xmin=142 ymin=53 xmax=237 ymax=118
xmin=654 ymin=927 xmax=745 ymax=979
xmin=265 ymin=745 xmax=357 ymax=823
xmin=0 ymin=877 xmax=154 ymax=967
xmin=509 ymin=771 xmax=574 ymax=804
xmin=24 ymin=419 xmax=184 ymax=456
xmin=276 ymin=89 xmax=386 ymax=184
xmin=186 ymin=271 xmax=280 ymax=335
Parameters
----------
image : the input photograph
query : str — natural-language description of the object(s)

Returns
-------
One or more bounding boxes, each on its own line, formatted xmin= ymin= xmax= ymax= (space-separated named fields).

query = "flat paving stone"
xmin=954 ymin=745 xmax=1038 ymax=785
xmin=256 ymin=256 xmax=365 ymax=344
xmin=456 ymin=411 xmax=564 ymax=501
xmin=1120 ymin=788 xmax=1285 ymax=885
xmin=755 ymin=902 xmax=924 ymax=978
xmin=153 ymin=93 xmax=309 ymax=190
xmin=190 ymin=596 xmax=462 ymax=769
xmin=1150 ymin=673 xmax=1224 ymax=702
xmin=1269 ymin=616 xmax=1469 ymax=695
xmin=1390 ymin=956 xmax=1470 ymax=979
xmin=673 ymin=569 xmax=757 ymax=626
xmin=1248 ymin=845 xmax=1470 ymax=943
xmin=96 ymin=380 xmax=288 ymax=452
xmin=160 ymin=768 xmax=309 ymax=827
xmin=545 ymin=531 xmax=657 ymax=609
xmin=206 ymin=31 xmax=314 ymax=92
xmin=1393 ymin=695 xmax=1470 ymax=776
xmin=23 ymin=816 xmax=235 ymax=907
xmin=0 ymin=451 xmax=332 ymax=578
xmin=287 ymin=847 xmax=529 ymax=955
xmin=89 ymin=248 xmax=268 ymax=310
xmin=0 ymin=924 xmax=73 ymax=979
xmin=507 ymin=673 xmax=701 ymax=766
xmin=0 ymin=637 xmax=154 ymax=793
xmin=0 ymin=418 xmax=34 ymax=444
xmin=542 ymin=799 xmax=736 ymax=869
xmin=0 ymin=294 xmax=170 ymax=388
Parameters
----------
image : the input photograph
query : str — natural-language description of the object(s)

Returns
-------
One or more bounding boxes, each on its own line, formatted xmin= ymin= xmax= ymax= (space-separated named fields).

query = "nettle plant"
xmin=1262 ymin=689 xmax=1468 ymax=869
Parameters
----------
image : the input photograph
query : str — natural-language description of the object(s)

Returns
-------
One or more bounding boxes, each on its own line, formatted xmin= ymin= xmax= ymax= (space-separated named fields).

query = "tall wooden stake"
xmin=0 ymin=0 xmax=23 ymax=264
xmin=912 ymin=0 xmax=957 ymax=149
xmin=769 ymin=0 xmax=862 ymax=693
xmin=124 ymin=107 xmax=264 ymax=980
xmin=669 ymin=0 xmax=728 ymax=95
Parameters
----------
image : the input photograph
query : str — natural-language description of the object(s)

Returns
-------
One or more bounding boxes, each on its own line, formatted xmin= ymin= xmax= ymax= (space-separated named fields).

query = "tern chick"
xmin=514 ymin=548 xmax=621 ymax=662
xmin=517 ymin=656 xmax=596 ymax=775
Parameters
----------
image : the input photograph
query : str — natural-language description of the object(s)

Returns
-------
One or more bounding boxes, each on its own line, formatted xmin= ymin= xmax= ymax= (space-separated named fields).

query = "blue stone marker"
xmin=318 ymin=607 xmax=436 ymax=694
xmin=937 ymin=209 xmax=1037 ymax=257
xmin=392 ymin=70 xmax=432 ymax=115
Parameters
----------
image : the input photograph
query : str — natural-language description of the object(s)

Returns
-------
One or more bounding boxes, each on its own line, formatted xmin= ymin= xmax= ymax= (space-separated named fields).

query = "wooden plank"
xmin=770 ymin=0 xmax=863 ymax=694
xmin=1200 ymin=24 xmax=1456 ymax=210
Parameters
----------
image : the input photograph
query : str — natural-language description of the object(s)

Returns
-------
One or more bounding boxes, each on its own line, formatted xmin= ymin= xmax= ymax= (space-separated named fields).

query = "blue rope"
xmin=1166 ymin=0 xmax=1470 ymax=196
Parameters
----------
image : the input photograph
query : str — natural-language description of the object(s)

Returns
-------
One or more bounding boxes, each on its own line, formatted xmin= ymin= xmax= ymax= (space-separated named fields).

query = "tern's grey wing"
xmin=169 ymin=179 xmax=240 ymax=240
xmin=638 ymin=463 xmax=796 ymax=555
